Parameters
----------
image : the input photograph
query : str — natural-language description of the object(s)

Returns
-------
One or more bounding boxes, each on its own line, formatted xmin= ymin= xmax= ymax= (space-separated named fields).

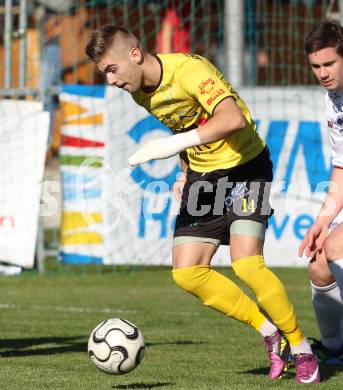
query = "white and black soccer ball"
xmin=88 ymin=318 xmax=145 ymax=375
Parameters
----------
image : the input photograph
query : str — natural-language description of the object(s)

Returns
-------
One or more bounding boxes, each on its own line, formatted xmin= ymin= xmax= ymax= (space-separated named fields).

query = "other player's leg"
xmin=325 ymin=223 xmax=343 ymax=298
xmin=309 ymin=250 xmax=343 ymax=364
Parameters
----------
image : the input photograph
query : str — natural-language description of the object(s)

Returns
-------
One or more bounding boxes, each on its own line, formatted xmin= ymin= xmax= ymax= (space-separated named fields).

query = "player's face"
xmin=98 ymin=47 xmax=143 ymax=93
xmin=308 ymin=47 xmax=343 ymax=91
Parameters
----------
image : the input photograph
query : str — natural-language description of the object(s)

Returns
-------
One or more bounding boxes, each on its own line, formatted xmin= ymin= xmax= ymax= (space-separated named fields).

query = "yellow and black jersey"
xmin=132 ymin=53 xmax=264 ymax=172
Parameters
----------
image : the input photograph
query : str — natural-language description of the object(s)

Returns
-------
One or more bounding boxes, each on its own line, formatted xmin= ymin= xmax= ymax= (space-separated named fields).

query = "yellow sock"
xmin=172 ymin=265 xmax=266 ymax=331
xmin=232 ymin=255 xmax=303 ymax=346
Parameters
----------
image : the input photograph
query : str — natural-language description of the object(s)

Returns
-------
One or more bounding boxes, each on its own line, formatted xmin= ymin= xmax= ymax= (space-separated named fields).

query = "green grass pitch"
xmin=0 ymin=264 xmax=342 ymax=389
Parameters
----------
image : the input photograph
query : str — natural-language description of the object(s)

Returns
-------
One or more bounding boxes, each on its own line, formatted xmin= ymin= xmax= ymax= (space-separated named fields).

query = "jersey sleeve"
xmin=178 ymin=55 xmax=237 ymax=115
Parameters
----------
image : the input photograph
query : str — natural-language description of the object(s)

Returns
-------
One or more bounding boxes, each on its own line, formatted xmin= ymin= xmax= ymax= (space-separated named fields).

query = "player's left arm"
xmin=128 ymin=98 xmax=245 ymax=166
xmin=128 ymin=125 xmax=202 ymax=166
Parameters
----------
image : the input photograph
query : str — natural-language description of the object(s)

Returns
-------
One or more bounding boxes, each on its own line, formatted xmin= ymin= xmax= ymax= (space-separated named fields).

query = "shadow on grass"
xmin=0 ymin=337 xmax=202 ymax=358
xmin=318 ymin=363 xmax=343 ymax=382
xmin=241 ymin=366 xmax=270 ymax=376
xmin=112 ymin=383 xmax=174 ymax=389
xmin=242 ymin=362 xmax=343 ymax=382
xmin=146 ymin=340 xmax=203 ymax=347
xmin=0 ymin=336 xmax=86 ymax=357
xmin=241 ymin=366 xmax=293 ymax=379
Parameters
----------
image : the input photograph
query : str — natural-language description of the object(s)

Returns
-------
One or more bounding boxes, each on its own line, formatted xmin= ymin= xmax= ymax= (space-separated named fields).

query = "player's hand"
xmin=172 ymin=172 xmax=187 ymax=202
xmin=298 ymin=223 xmax=328 ymax=258
xmin=128 ymin=130 xmax=201 ymax=166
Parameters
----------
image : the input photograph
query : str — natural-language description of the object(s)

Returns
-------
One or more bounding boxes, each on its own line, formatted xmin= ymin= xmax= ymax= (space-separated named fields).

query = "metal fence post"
xmin=224 ymin=0 xmax=244 ymax=87
xmin=19 ymin=0 xmax=28 ymax=88
xmin=4 ymin=0 xmax=13 ymax=88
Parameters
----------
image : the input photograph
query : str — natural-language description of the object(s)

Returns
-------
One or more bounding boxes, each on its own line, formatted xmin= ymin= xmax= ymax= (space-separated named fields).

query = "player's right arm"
xmin=298 ymin=166 xmax=343 ymax=257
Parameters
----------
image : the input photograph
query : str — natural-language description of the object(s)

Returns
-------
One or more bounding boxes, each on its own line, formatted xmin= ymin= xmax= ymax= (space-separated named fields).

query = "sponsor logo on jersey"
xmin=206 ymin=89 xmax=225 ymax=105
xmin=198 ymin=78 xmax=216 ymax=94
xmin=193 ymin=150 xmax=214 ymax=155
xmin=159 ymin=83 xmax=173 ymax=101
xmin=334 ymin=115 xmax=343 ymax=133
xmin=161 ymin=114 xmax=176 ymax=128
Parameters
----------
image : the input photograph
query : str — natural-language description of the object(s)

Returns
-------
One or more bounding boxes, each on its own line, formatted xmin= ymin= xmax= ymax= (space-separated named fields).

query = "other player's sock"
xmin=329 ymin=258 xmax=343 ymax=300
xmin=172 ymin=265 xmax=267 ymax=331
xmin=311 ymin=281 xmax=343 ymax=351
xmin=232 ymin=255 xmax=304 ymax=346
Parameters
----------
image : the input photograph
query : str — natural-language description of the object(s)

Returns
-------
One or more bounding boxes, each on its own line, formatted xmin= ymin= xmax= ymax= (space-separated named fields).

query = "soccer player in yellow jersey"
xmin=85 ymin=25 xmax=319 ymax=384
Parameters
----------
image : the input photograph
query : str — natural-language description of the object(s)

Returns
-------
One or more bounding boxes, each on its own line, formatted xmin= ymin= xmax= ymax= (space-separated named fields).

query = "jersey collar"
xmin=141 ymin=54 xmax=163 ymax=94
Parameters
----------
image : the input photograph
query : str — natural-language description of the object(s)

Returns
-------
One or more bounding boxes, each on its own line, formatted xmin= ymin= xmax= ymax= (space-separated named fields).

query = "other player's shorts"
xmin=173 ymin=147 xmax=274 ymax=246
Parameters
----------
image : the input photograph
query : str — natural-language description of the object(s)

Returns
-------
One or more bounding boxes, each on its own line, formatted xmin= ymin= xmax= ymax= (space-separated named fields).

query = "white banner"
xmin=0 ymin=100 xmax=49 ymax=268
xmin=59 ymin=86 xmax=331 ymax=267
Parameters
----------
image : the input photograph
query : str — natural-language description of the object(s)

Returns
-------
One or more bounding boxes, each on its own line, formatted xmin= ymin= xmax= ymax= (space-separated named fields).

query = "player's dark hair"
xmin=85 ymin=25 xmax=135 ymax=63
xmin=305 ymin=20 xmax=343 ymax=57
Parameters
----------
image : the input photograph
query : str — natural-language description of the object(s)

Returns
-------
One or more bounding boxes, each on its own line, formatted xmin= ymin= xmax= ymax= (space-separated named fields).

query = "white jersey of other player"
xmin=325 ymin=91 xmax=343 ymax=227
xmin=326 ymin=91 xmax=343 ymax=168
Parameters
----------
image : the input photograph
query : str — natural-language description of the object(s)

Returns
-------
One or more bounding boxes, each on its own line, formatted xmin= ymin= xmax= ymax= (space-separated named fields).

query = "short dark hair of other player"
xmin=305 ymin=20 xmax=343 ymax=57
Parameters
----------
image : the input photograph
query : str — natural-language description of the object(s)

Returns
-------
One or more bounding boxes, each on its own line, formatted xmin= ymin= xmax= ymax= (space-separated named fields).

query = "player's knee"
xmin=308 ymin=259 xmax=335 ymax=287
xmin=232 ymin=255 xmax=285 ymax=301
xmin=172 ymin=265 xmax=210 ymax=293
xmin=324 ymin=233 xmax=343 ymax=261
xmin=232 ymin=255 xmax=264 ymax=285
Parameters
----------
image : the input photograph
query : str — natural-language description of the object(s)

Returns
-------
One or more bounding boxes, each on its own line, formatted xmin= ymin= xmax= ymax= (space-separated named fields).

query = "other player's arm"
xmin=299 ymin=166 xmax=343 ymax=257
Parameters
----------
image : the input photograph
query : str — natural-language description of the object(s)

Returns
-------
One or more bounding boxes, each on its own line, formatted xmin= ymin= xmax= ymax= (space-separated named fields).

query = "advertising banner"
xmin=60 ymin=86 xmax=330 ymax=267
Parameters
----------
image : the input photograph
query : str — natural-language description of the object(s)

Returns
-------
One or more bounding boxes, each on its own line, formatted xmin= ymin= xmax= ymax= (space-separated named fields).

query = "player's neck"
xmin=141 ymin=53 xmax=162 ymax=92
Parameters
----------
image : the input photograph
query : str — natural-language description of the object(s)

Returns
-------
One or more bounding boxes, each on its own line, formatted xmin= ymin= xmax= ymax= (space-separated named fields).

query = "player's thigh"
xmin=229 ymin=220 xmax=265 ymax=262
xmin=308 ymin=250 xmax=335 ymax=287
xmin=324 ymin=223 xmax=343 ymax=261
xmin=173 ymin=212 xmax=225 ymax=269
xmin=172 ymin=240 xmax=219 ymax=269
xmin=173 ymin=173 xmax=226 ymax=270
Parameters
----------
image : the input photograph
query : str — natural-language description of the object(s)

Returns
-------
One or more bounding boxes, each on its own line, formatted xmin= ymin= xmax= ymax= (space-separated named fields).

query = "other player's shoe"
xmin=264 ymin=330 xmax=290 ymax=379
xmin=310 ymin=337 xmax=343 ymax=366
xmin=294 ymin=353 xmax=320 ymax=384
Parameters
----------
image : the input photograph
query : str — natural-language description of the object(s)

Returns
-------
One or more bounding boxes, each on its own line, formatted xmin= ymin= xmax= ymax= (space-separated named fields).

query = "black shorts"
xmin=174 ymin=147 xmax=274 ymax=245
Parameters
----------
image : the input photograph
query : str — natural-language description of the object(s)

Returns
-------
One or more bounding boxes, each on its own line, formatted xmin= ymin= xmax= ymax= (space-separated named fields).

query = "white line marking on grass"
xmin=0 ymin=303 xmax=138 ymax=314
xmin=54 ymin=306 xmax=139 ymax=314
xmin=0 ymin=303 xmax=200 ymax=316
xmin=0 ymin=303 xmax=16 ymax=309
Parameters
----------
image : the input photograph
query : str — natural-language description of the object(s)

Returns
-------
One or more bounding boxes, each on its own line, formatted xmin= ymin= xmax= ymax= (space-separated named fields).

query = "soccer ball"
xmin=88 ymin=318 xmax=145 ymax=375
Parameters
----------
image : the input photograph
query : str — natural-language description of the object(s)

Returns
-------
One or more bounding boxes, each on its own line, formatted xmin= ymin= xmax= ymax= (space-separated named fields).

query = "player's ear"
xmin=130 ymin=47 xmax=143 ymax=65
